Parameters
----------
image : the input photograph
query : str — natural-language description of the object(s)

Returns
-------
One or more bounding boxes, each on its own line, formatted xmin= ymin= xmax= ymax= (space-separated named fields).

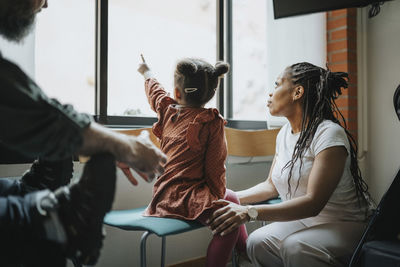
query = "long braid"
xmin=282 ymin=62 xmax=370 ymax=215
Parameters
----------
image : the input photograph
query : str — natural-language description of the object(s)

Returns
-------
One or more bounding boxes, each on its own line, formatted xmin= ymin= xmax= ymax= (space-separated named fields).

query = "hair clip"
xmin=184 ymin=88 xmax=198 ymax=93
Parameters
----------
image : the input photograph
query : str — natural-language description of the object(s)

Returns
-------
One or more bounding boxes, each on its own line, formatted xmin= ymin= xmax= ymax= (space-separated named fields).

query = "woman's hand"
xmin=207 ymin=199 xmax=249 ymax=236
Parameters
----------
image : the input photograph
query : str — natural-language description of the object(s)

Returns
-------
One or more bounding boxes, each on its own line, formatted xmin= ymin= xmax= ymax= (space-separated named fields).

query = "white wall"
xmin=361 ymin=1 xmax=400 ymax=202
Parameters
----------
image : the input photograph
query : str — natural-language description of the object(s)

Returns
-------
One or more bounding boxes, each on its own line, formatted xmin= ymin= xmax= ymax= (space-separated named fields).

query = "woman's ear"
xmin=293 ymin=85 xmax=304 ymax=101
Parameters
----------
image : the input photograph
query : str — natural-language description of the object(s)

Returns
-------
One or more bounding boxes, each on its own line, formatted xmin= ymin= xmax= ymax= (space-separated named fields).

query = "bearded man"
xmin=0 ymin=1 xmax=166 ymax=266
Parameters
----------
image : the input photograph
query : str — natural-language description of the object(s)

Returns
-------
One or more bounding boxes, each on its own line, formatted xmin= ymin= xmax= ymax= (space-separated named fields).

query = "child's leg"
xmin=198 ymin=189 xmax=248 ymax=267
xmin=224 ymin=189 xmax=248 ymax=253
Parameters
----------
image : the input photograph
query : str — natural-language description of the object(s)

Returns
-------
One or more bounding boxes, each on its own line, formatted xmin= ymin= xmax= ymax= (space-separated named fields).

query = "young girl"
xmin=138 ymin=56 xmax=248 ymax=267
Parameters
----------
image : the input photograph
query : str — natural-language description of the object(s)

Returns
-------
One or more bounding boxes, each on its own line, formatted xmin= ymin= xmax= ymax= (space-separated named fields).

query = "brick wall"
xmin=326 ymin=9 xmax=358 ymax=138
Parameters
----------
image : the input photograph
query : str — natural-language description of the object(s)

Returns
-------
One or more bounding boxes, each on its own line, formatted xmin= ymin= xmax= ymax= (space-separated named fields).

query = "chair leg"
xmin=232 ymin=248 xmax=238 ymax=267
xmin=140 ymin=231 xmax=152 ymax=267
xmin=161 ymin=236 xmax=166 ymax=267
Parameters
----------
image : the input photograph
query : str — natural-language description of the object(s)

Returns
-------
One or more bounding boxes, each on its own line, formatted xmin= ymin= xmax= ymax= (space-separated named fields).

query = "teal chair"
xmin=104 ymin=127 xmax=282 ymax=266
xmin=104 ymin=198 xmax=282 ymax=267
xmin=104 ymin=206 xmax=204 ymax=267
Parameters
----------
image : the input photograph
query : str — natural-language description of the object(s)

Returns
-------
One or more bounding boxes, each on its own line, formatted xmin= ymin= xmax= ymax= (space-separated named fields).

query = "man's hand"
xmin=80 ymin=123 xmax=167 ymax=185
xmin=117 ymin=161 xmax=153 ymax=186
xmin=115 ymin=131 xmax=166 ymax=183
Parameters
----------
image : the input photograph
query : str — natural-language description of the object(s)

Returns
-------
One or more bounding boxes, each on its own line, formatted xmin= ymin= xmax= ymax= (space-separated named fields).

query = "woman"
xmin=208 ymin=62 xmax=373 ymax=267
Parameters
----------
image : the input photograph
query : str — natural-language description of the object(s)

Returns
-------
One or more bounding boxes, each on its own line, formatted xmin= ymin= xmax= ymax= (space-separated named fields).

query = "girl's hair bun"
xmin=215 ymin=61 xmax=230 ymax=77
xmin=176 ymin=59 xmax=198 ymax=75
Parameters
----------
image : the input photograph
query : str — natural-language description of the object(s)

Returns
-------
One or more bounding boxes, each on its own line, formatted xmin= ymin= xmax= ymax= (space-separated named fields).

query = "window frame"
xmin=95 ymin=0 xmax=268 ymax=130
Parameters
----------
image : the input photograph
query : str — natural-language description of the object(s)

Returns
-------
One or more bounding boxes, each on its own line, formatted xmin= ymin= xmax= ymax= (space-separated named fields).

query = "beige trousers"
xmin=246 ymin=220 xmax=366 ymax=267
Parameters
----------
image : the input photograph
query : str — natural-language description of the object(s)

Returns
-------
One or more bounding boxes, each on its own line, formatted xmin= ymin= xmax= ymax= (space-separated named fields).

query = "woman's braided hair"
xmin=283 ymin=62 xmax=370 ymax=212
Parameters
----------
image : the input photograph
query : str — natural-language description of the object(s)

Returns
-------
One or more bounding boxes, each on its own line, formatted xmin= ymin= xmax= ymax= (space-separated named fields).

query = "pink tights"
xmin=197 ymin=189 xmax=248 ymax=267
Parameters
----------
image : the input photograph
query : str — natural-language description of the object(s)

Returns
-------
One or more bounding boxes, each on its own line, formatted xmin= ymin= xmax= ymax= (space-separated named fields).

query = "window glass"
xmin=231 ymin=0 xmax=268 ymax=121
xmin=35 ymin=0 xmax=95 ymax=114
xmin=231 ymin=0 xmax=326 ymax=127
xmin=108 ymin=0 xmax=216 ymax=117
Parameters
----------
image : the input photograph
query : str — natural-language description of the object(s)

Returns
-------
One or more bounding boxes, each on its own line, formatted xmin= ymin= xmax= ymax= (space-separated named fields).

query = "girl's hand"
xmin=138 ymin=54 xmax=151 ymax=76
xmin=207 ymin=199 xmax=249 ymax=236
xmin=138 ymin=62 xmax=150 ymax=76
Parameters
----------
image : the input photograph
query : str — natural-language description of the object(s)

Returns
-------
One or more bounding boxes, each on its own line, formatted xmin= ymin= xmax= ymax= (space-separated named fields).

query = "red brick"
xmin=335 ymin=96 xmax=357 ymax=107
xmin=348 ymin=77 xmax=358 ymax=86
xmin=351 ymin=131 xmax=358 ymax=140
xmin=347 ymin=16 xmax=357 ymax=28
xmin=329 ymin=63 xmax=348 ymax=72
xmin=331 ymin=29 xmax=347 ymax=40
xmin=330 ymin=51 xmax=348 ymax=63
xmin=347 ymin=73 xmax=357 ymax=81
xmin=331 ymin=9 xmax=348 ymax=17
xmin=347 ymin=8 xmax=357 ymax=17
xmin=347 ymin=51 xmax=357 ymax=62
xmin=347 ymin=120 xmax=358 ymax=132
xmin=348 ymin=39 xmax=357 ymax=51
xmin=347 ymin=84 xmax=357 ymax=95
xmin=327 ymin=40 xmax=348 ymax=52
xmin=348 ymin=63 xmax=357 ymax=73
xmin=347 ymin=28 xmax=357 ymax=40
xmin=326 ymin=9 xmax=358 ymax=110
xmin=327 ymin=17 xmax=347 ymax=30
xmin=338 ymin=108 xmax=357 ymax=120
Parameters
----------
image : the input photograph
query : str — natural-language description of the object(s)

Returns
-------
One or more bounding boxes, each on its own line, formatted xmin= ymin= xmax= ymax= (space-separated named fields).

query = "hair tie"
xmin=184 ymin=88 xmax=198 ymax=93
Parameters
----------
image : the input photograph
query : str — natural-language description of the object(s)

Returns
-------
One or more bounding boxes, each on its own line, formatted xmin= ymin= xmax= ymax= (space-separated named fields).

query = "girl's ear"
xmin=174 ymin=87 xmax=181 ymax=99
xmin=293 ymin=85 xmax=304 ymax=101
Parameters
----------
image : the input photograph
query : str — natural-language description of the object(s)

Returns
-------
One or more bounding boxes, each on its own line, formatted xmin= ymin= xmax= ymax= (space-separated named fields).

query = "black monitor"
xmin=273 ymin=0 xmax=384 ymax=19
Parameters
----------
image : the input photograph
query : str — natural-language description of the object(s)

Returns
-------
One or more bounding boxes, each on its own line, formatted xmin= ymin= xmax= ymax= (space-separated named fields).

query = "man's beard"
xmin=0 ymin=1 xmax=36 ymax=42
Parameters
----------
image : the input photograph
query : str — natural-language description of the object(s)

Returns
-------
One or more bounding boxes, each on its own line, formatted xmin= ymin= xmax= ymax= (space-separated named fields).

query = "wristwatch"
xmin=247 ymin=205 xmax=258 ymax=221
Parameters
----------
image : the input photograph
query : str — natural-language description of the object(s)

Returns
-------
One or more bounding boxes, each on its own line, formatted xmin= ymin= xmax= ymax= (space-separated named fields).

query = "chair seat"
xmin=256 ymin=197 xmax=282 ymax=205
xmin=104 ymin=206 xmax=204 ymax=237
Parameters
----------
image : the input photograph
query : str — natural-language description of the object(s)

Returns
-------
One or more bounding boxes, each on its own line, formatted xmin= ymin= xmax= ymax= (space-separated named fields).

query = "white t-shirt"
xmin=271 ymin=120 xmax=368 ymax=226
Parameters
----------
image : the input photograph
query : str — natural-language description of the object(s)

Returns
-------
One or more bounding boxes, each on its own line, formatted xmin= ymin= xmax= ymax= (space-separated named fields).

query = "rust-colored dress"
xmin=143 ymin=78 xmax=227 ymax=220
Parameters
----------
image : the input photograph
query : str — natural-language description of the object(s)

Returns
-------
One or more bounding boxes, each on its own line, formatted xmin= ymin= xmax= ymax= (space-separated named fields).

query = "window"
xmin=230 ymin=0 xmax=268 ymax=121
xmin=228 ymin=0 xmax=326 ymax=127
xmin=32 ymin=0 xmax=326 ymax=129
xmin=35 ymin=0 xmax=95 ymax=114
xmin=107 ymin=0 xmax=217 ymax=117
